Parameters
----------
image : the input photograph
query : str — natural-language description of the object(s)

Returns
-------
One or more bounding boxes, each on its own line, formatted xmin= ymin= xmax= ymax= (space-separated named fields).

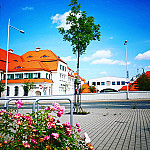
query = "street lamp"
xmin=5 ymin=18 xmax=24 ymax=98
xmin=124 ymin=40 xmax=129 ymax=100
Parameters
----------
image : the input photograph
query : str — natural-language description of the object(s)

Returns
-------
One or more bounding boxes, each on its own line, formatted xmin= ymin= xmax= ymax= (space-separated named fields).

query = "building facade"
xmin=88 ymin=76 xmax=127 ymax=92
xmin=0 ymin=48 xmax=85 ymax=97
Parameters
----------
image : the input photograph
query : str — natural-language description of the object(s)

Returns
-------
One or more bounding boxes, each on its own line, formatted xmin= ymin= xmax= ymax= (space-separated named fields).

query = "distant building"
xmin=88 ymin=76 xmax=127 ymax=92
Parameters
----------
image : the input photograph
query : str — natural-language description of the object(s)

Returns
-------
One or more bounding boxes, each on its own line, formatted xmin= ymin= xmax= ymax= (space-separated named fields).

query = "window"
xmin=121 ymin=81 xmax=125 ymax=85
xmin=15 ymin=66 xmax=22 ymax=69
xmin=29 ymin=73 xmax=33 ymax=79
xmin=106 ymin=81 xmax=111 ymax=86
xmin=62 ymin=66 xmax=64 ymax=71
xmin=14 ymin=86 xmax=19 ymax=96
xmin=92 ymin=82 xmax=96 ymax=86
xmin=117 ymin=81 xmax=120 ymax=85
xmin=49 ymin=74 xmax=51 ymax=79
xmin=24 ymin=73 xmax=29 ymax=79
xmin=38 ymin=73 xmax=41 ymax=78
xmin=60 ymin=65 xmax=62 ymax=70
xmin=97 ymin=82 xmax=100 ymax=85
xmin=101 ymin=82 xmax=105 ymax=85
xmin=13 ymin=60 xmax=18 ymax=62
xmin=15 ymin=73 xmax=23 ymax=79
xmin=7 ymin=86 xmax=10 ymax=96
xmin=34 ymin=73 xmax=39 ymax=78
xmin=112 ymin=81 xmax=115 ymax=85
xmin=41 ymin=55 xmax=48 ymax=58
xmin=7 ymin=74 xmax=14 ymax=80
xmin=28 ymin=56 xmax=32 ymax=58
xmin=65 ymin=67 xmax=66 ymax=71
xmin=46 ymin=73 xmax=48 ymax=79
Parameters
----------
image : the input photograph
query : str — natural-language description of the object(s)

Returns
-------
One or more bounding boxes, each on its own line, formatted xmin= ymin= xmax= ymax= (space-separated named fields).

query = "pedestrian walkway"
xmin=61 ymin=109 xmax=150 ymax=150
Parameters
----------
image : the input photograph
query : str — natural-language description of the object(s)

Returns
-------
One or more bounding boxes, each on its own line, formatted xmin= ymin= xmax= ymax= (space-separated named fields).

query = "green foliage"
xmin=88 ymin=86 xmax=96 ymax=93
xmin=0 ymin=82 xmax=5 ymax=97
xmin=22 ymin=82 xmax=35 ymax=96
xmin=58 ymin=0 xmax=101 ymax=56
xmin=0 ymin=103 xmax=89 ymax=149
xmin=136 ymin=74 xmax=150 ymax=91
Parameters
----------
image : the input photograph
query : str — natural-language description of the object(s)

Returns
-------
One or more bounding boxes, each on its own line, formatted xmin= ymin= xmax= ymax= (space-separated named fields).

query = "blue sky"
xmin=0 ymin=0 xmax=150 ymax=81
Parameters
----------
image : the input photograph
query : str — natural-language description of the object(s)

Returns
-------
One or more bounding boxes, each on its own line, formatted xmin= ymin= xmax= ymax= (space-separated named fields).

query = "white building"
xmin=88 ymin=76 xmax=127 ymax=92
xmin=0 ymin=48 xmax=77 ymax=97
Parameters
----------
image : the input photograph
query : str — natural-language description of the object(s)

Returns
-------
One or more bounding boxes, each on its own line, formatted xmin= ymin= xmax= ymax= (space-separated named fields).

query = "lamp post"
xmin=5 ymin=18 xmax=24 ymax=98
xmin=124 ymin=40 xmax=129 ymax=100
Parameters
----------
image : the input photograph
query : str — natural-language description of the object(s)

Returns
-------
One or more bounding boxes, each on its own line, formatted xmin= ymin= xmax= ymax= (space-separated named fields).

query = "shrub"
xmin=0 ymin=101 xmax=94 ymax=149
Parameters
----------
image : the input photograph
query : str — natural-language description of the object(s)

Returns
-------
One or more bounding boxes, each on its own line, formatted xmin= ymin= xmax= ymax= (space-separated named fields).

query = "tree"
xmin=0 ymin=82 xmax=5 ymax=97
xmin=136 ymin=74 xmax=150 ymax=91
xmin=23 ymin=82 xmax=35 ymax=96
xmin=58 ymin=0 xmax=101 ymax=110
xmin=89 ymin=86 xmax=96 ymax=93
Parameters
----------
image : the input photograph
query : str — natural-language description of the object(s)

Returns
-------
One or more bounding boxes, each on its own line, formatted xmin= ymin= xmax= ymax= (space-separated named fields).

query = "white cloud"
xmin=135 ymin=50 xmax=150 ymax=60
xmin=51 ymin=11 xmax=71 ymax=30
xmin=61 ymin=56 xmax=76 ymax=62
xmin=81 ymin=50 xmax=112 ymax=62
xmin=91 ymin=58 xmax=130 ymax=65
xmin=145 ymin=65 xmax=150 ymax=69
xmin=92 ymin=50 xmax=112 ymax=58
xmin=22 ymin=6 xmax=34 ymax=10
xmin=109 ymin=37 xmax=114 ymax=39
xmin=100 ymin=71 xmax=107 ymax=74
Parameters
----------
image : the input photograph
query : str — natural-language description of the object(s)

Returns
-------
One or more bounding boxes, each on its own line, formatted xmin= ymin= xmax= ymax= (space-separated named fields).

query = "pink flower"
xmin=78 ymin=128 xmax=82 ymax=132
xmin=0 ymin=109 xmax=7 ymax=113
xmin=45 ymin=107 xmax=50 ymax=111
xmin=31 ymin=139 xmax=37 ymax=144
xmin=47 ymin=121 xmax=53 ymax=129
xmin=17 ymin=119 xmax=22 ymax=125
xmin=57 ymin=111 xmax=63 ymax=117
xmin=51 ymin=133 xmax=59 ymax=139
xmin=44 ymin=136 xmax=50 ymax=140
xmin=32 ymin=129 xmax=37 ymax=132
xmin=76 ymin=122 xmax=80 ymax=128
xmin=15 ymin=100 xmax=24 ymax=109
xmin=13 ymin=113 xmax=21 ymax=119
xmin=23 ymin=141 xmax=30 ymax=148
xmin=17 ymin=103 xmax=21 ymax=109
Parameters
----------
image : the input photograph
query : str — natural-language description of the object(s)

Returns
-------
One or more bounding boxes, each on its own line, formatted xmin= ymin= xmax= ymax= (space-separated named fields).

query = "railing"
xmin=0 ymin=97 xmax=73 ymax=127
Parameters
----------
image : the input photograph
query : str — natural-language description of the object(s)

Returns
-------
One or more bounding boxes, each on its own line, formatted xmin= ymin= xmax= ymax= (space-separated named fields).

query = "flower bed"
xmin=0 ymin=100 xmax=94 ymax=150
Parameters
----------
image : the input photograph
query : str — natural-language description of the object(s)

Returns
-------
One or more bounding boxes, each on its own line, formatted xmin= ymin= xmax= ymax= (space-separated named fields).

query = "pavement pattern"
xmin=61 ymin=109 xmax=150 ymax=150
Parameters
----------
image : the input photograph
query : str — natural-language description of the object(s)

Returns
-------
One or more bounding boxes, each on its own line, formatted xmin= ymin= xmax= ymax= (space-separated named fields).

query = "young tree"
xmin=58 ymin=0 xmax=101 ymax=110
xmin=23 ymin=82 xmax=35 ymax=96
xmin=0 ymin=82 xmax=5 ymax=97
xmin=89 ymin=86 xmax=96 ymax=93
xmin=136 ymin=74 xmax=150 ymax=91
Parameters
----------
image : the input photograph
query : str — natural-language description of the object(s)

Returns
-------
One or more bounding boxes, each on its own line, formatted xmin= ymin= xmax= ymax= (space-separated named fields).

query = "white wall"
xmin=89 ymin=76 xmax=127 ymax=92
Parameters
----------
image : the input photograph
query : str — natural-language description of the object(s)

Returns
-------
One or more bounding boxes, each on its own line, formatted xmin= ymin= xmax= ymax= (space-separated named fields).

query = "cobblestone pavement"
xmin=61 ymin=109 xmax=150 ymax=150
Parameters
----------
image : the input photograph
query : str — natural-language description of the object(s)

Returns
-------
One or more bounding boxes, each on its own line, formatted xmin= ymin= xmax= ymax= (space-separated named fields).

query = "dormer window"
xmin=13 ymin=60 xmax=18 ymax=62
xmin=28 ymin=56 xmax=33 ymax=58
xmin=15 ymin=66 xmax=22 ymax=69
xmin=41 ymin=55 xmax=48 ymax=58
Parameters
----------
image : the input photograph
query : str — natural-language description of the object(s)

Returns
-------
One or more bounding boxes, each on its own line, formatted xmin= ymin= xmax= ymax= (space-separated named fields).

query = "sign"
xmin=39 ymin=84 xmax=43 ymax=89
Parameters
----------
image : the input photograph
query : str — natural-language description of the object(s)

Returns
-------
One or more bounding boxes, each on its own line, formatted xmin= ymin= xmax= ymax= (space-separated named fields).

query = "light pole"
xmin=5 ymin=18 xmax=24 ymax=98
xmin=124 ymin=40 xmax=129 ymax=100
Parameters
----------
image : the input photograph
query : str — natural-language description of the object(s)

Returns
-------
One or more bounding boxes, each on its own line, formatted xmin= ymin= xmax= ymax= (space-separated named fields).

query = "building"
xmin=88 ymin=76 xmax=127 ymax=92
xmin=120 ymin=71 xmax=150 ymax=91
xmin=0 ymin=48 xmax=81 ymax=97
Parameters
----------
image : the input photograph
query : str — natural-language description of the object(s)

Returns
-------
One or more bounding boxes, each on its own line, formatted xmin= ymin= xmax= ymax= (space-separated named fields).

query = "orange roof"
xmin=1 ymin=79 xmax=53 ymax=84
xmin=42 ymin=61 xmax=58 ymax=71
xmin=21 ymin=50 xmax=66 ymax=64
xmin=81 ymin=84 xmax=91 ymax=93
xmin=74 ymin=72 xmax=86 ymax=82
xmin=7 ymin=61 xmax=50 ymax=72
xmin=0 ymin=49 xmax=23 ymax=63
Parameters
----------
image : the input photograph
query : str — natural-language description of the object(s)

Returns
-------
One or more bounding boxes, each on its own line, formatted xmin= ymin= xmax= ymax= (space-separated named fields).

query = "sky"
xmin=0 ymin=0 xmax=150 ymax=81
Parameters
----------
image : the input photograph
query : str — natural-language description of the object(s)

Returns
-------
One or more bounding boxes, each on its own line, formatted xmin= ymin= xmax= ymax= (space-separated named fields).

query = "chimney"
xmin=36 ymin=47 xmax=41 ymax=52
xmin=8 ymin=49 xmax=13 ymax=54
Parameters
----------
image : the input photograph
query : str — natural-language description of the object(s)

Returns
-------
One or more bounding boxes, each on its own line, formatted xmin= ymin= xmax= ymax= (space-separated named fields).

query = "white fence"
xmin=0 ymin=91 xmax=150 ymax=104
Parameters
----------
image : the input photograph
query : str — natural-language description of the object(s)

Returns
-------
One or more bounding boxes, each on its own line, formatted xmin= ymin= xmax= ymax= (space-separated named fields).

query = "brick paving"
xmin=61 ymin=109 xmax=150 ymax=150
